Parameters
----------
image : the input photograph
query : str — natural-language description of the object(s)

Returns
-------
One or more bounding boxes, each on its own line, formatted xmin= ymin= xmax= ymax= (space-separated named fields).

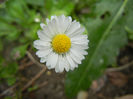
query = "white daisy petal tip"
xmin=40 ymin=23 xmax=45 ymax=29
xmin=33 ymin=15 xmax=89 ymax=73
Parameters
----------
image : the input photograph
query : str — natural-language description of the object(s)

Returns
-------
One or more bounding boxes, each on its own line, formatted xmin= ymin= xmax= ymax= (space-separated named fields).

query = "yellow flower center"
xmin=52 ymin=34 xmax=71 ymax=53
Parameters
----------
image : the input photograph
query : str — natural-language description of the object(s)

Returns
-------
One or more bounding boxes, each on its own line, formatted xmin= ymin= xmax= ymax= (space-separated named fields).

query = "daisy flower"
xmin=33 ymin=15 xmax=89 ymax=73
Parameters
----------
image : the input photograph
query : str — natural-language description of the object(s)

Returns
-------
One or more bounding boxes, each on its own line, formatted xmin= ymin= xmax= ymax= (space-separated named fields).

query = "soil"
xmin=22 ymin=66 xmax=67 ymax=99
xmin=1 ymin=42 xmax=133 ymax=99
xmin=23 ymin=42 xmax=133 ymax=99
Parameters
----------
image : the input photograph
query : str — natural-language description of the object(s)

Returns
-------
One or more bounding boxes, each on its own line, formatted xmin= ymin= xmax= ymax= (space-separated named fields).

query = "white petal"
xmin=46 ymin=18 xmax=50 ymax=24
xmin=71 ymin=35 xmax=88 ymax=42
xmin=55 ymin=55 xmax=69 ymax=73
xmin=73 ymin=48 xmax=88 ymax=56
xmin=70 ymin=40 xmax=88 ymax=56
xmin=55 ymin=67 xmax=60 ymax=73
xmin=64 ymin=16 xmax=72 ymax=32
xmin=47 ymin=19 xmax=58 ymax=36
xmin=70 ymin=48 xmax=85 ymax=61
xmin=37 ymin=30 xmax=51 ymax=41
xmin=81 ymin=50 xmax=88 ymax=55
xmin=72 ymin=43 xmax=88 ymax=50
xmin=65 ymin=20 xmax=80 ymax=35
xmin=55 ymin=55 xmax=64 ymax=72
xmin=68 ymin=16 xmax=72 ymax=22
xmin=59 ymin=15 xmax=72 ymax=33
xmin=33 ymin=40 xmax=51 ymax=50
xmin=55 ymin=59 xmax=60 ymax=73
xmin=51 ymin=16 xmax=56 ymax=20
xmin=54 ymin=15 xmax=72 ymax=33
xmin=40 ymin=23 xmax=45 ymax=29
xmin=58 ymin=15 xmax=65 ymax=33
xmin=46 ymin=52 xmax=58 ymax=69
xmin=52 ymin=17 xmax=60 ymax=34
xmin=47 ymin=65 xmax=53 ymax=69
xmin=66 ymin=53 xmax=76 ymax=68
xmin=34 ymin=40 xmax=50 ymax=47
xmin=69 ymin=27 xmax=85 ymax=37
xmin=60 ymin=55 xmax=70 ymax=72
xmin=63 ymin=56 xmax=70 ymax=72
xmin=40 ymin=57 xmax=46 ymax=63
xmin=34 ymin=45 xmax=50 ymax=50
xmin=42 ymin=26 xmax=53 ymax=38
xmin=71 ymin=35 xmax=89 ymax=47
xmin=51 ymin=19 xmax=58 ymax=34
xmin=36 ymin=48 xmax=52 ymax=58
xmin=47 ymin=22 xmax=55 ymax=36
xmin=58 ymin=56 xmax=65 ymax=72
xmin=69 ymin=51 xmax=81 ymax=64
xmin=72 ymin=39 xmax=89 ymax=45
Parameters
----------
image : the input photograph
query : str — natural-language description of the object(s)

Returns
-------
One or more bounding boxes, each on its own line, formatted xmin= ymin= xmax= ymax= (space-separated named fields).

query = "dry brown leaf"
xmin=91 ymin=75 xmax=106 ymax=92
xmin=115 ymin=94 xmax=133 ymax=99
xmin=107 ymin=71 xmax=128 ymax=87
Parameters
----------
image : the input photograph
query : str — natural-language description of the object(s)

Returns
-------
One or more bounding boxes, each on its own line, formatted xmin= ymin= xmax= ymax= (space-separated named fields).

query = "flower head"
xmin=34 ymin=15 xmax=89 ymax=72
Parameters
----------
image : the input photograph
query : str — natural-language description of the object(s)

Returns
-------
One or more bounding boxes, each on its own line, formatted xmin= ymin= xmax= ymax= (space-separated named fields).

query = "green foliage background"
xmin=0 ymin=0 xmax=133 ymax=98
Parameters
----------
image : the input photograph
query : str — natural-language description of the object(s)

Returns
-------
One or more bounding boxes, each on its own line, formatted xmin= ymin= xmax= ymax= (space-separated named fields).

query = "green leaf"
xmin=0 ymin=39 xmax=3 ymax=52
xmin=7 ymin=76 xmax=16 ymax=86
xmin=6 ymin=31 xmax=21 ymax=41
xmin=50 ymin=2 xmax=75 ymax=16
xmin=4 ymin=96 xmax=12 ymax=99
xmin=6 ymin=0 xmax=26 ymax=21
xmin=7 ymin=62 xmax=18 ymax=75
xmin=11 ymin=44 xmax=28 ymax=60
xmin=0 ymin=18 xmax=19 ymax=38
xmin=45 ymin=0 xmax=75 ymax=16
xmin=124 ymin=0 xmax=133 ymax=40
xmin=5 ymin=0 xmax=33 ymax=24
xmin=0 ymin=62 xmax=18 ymax=77
xmin=28 ymin=85 xmax=38 ymax=92
xmin=126 ymin=26 xmax=133 ymax=40
xmin=0 ymin=62 xmax=18 ymax=87
xmin=65 ymin=0 xmax=130 ymax=97
xmin=26 ymin=0 xmax=44 ymax=6
xmin=94 ymin=0 xmax=122 ymax=17
xmin=24 ymin=23 xmax=39 ymax=41
xmin=0 ymin=62 xmax=18 ymax=86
